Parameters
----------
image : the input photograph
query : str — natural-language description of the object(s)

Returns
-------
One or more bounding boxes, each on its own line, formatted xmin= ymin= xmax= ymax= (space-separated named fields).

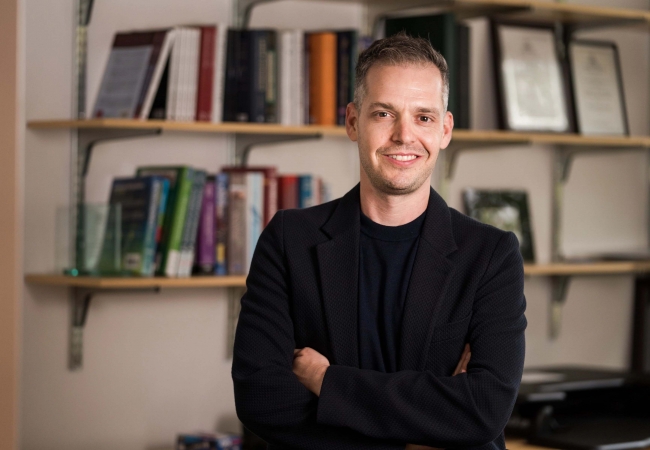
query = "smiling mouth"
xmin=387 ymin=154 xmax=418 ymax=162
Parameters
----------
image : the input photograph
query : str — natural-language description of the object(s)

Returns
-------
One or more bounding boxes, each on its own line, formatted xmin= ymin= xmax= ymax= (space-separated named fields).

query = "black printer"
xmin=506 ymin=365 xmax=650 ymax=450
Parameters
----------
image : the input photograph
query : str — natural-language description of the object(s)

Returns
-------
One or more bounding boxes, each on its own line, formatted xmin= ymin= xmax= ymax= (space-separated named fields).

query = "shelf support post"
xmin=69 ymin=287 xmax=93 ymax=370
xmin=549 ymin=275 xmax=571 ymax=340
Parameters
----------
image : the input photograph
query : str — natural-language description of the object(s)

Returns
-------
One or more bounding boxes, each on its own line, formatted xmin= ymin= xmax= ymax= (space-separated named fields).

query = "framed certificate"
xmin=568 ymin=40 xmax=628 ymax=136
xmin=491 ymin=21 xmax=572 ymax=132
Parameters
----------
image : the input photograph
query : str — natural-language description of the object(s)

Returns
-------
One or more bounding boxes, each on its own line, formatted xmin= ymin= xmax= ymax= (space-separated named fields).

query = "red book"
xmin=278 ymin=175 xmax=299 ymax=210
xmin=196 ymin=26 xmax=216 ymax=121
xmin=222 ymin=166 xmax=278 ymax=226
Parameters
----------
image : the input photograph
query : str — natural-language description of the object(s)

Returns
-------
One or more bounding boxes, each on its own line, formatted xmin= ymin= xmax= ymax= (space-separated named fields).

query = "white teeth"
xmin=389 ymin=155 xmax=417 ymax=161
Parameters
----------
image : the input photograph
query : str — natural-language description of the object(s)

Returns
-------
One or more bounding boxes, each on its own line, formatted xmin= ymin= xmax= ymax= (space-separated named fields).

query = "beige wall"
xmin=0 ymin=0 xmax=23 ymax=448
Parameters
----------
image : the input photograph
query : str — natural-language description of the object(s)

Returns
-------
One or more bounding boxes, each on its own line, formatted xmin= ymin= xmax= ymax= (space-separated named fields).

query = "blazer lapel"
xmin=398 ymin=187 xmax=458 ymax=371
xmin=316 ymin=185 xmax=361 ymax=367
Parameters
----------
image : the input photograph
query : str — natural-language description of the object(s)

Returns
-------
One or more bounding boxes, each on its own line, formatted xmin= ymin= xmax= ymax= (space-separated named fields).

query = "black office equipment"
xmin=507 ymin=366 xmax=650 ymax=450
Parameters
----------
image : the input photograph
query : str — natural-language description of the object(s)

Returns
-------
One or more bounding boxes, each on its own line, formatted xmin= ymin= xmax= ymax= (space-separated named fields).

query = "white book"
xmin=184 ymin=28 xmax=201 ymax=121
xmin=245 ymin=173 xmax=264 ymax=274
xmin=211 ymin=24 xmax=228 ymax=123
xmin=294 ymin=30 xmax=305 ymax=125
xmin=166 ymin=27 xmax=182 ymax=120
xmin=139 ymin=29 xmax=177 ymax=120
xmin=278 ymin=30 xmax=292 ymax=125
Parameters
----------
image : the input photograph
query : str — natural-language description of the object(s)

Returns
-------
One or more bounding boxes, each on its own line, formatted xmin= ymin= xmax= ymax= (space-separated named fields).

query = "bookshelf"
xmin=25 ymin=0 xmax=650 ymax=373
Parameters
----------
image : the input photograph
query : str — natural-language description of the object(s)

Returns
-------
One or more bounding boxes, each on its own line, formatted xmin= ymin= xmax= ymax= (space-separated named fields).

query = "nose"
xmin=391 ymin=115 xmax=417 ymax=146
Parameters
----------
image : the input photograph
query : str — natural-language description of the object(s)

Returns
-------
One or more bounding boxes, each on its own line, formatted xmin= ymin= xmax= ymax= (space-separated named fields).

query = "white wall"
xmin=21 ymin=0 xmax=650 ymax=449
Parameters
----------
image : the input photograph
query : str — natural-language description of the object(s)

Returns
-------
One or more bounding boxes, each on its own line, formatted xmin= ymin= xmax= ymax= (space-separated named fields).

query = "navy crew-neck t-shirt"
xmin=358 ymin=208 xmax=426 ymax=373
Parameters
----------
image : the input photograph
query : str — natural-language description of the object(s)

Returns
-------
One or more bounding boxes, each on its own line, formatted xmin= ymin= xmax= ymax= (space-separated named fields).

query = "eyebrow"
xmin=369 ymin=102 xmax=441 ymax=116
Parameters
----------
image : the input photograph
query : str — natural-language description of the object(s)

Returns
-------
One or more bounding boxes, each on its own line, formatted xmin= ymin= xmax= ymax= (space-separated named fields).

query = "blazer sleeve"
xmin=231 ymin=211 xmax=404 ymax=450
xmin=316 ymin=231 xmax=527 ymax=448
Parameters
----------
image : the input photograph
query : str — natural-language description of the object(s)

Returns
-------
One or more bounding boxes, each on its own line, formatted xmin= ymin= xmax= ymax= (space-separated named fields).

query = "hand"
xmin=292 ymin=347 xmax=330 ymax=396
xmin=405 ymin=344 xmax=471 ymax=450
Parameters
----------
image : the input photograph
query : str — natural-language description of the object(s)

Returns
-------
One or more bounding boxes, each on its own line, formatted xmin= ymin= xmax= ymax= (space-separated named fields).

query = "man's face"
xmin=346 ymin=63 xmax=453 ymax=196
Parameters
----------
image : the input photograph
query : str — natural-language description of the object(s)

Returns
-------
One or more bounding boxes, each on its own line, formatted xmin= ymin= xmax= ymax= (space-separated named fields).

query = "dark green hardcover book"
xmin=178 ymin=170 xmax=207 ymax=277
xmin=385 ymin=13 xmax=466 ymax=124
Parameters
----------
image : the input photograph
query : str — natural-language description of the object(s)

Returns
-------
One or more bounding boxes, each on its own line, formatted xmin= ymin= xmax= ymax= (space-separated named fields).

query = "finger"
xmin=460 ymin=352 xmax=472 ymax=373
xmin=453 ymin=344 xmax=471 ymax=375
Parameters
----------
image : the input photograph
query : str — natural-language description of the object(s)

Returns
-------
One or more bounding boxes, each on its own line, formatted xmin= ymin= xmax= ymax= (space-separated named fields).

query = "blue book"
xmin=214 ymin=173 xmax=229 ymax=276
xmin=298 ymin=175 xmax=313 ymax=208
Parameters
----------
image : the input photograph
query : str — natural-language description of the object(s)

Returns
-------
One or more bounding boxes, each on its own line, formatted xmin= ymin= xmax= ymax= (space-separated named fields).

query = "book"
xmin=298 ymin=174 xmax=313 ymax=208
xmin=307 ymin=32 xmax=337 ymax=125
xmin=194 ymin=177 xmax=216 ymax=275
xmin=103 ymin=176 xmax=163 ymax=276
xmin=227 ymin=172 xmax=247 ymax=275
xmin=223 ymin=29 xmax=249 ymax=122
xmin=196 ymin=26 xmax=216 ymax=122
xmin=214 ymin=173 xmax=229 ymax=276
xmin=385 ymin=13 xmax=470 ymax=128
xmin=176 ymin=432 xmax=242 ymax=450
xmin=278 ymin=175 xmax=299 ymax=210
xmin=222 ymin=166 xmax=277 ymax=226
xmin=139 ymin=29 xmax=176 ymax=119
xmin=336 ymin=30 xmax=357 ymax=125
xmin=226 ymin=171 xmax=264 ymax=275
xmin=93 ymin=29 xmax=170 ymax=119
xmin=136 ymin=166 xmax=195 ymax=276
xmin=178 ymin=170 xmax=207 ymax=277
xmin=212 ymin=24 xmax=228 ymax=123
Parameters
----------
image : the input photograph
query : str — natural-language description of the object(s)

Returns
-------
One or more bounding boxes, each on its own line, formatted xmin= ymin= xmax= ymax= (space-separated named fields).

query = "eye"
xmin=376 ymin=111 xmax=389 ymax=118
xmin=419 ymin=116 xmax=432 ymax=122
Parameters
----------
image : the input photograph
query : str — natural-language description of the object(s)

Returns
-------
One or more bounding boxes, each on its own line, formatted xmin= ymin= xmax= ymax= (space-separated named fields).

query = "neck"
xmin=359 ymin=179 xmax=430 ymax=226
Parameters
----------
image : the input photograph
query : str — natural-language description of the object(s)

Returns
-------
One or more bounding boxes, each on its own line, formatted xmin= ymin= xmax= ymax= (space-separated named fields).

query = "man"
xmin=232 ymin=32 xmax=527 ymax=450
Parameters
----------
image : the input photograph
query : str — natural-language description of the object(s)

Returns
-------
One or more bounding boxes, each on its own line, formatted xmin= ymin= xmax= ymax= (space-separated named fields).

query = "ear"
xmin=439 ymin=110 xmax=454 ymax=150
xmin=345 ymin=102 xmax=358 ymax=142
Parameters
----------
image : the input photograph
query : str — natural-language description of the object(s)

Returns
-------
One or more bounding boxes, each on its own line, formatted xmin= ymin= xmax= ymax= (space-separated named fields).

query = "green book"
xmin=136 ymin=166 xmax=194 ymax=277
xmin=385 ymin=13 xmax=466 ymax=126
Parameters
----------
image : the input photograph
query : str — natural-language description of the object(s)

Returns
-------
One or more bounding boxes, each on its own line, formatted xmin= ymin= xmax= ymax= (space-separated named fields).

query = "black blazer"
xmin=232 ymin=184 xmax=527 ymax=450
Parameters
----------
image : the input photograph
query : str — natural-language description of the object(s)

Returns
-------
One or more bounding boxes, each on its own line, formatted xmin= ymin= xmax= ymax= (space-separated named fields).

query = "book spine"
xmin=195 ymin=178 xmax=216 ymax=274
xmin=303 ymin=32 xmax=310 ymax=125
xmin=153 ymin=178 xmax=170 ymax=274
xmin=336 ymin=31 xmax=352 ymax=126
xmin=140 ymin=30 xmax=176 ymax=119
xmin=133 ymin=31 xmax=167 ymax=118
xmin=298 ymin=175 xmax=313 ymax=208
xmin=227 ymin=172 xmax=246 ymax=275
xmin=178 ymin=170 xmax=206 ymax=277
xmin=166 ymin=27 xmax=182 ymax=121
xmin=278 ymin=175 xmax=298 ymax=210
xmin=236 ymin=31 xmax=251 ymax=122
xmin=196 ymin=26 xmax=216 ymax=122
xmin=211 ymin=25 xmax=228 ymax=123
xmin=294 ymin=31 xmax=304 ymax=125
xmin=185 ymin=28 xmax=201 ymax=122
xmin=265 ymin=30 xmax=277 ymax=123
xmin=223 ymin=28 xmax=239 ymax=122
xmin=245 ymin=173 xmax=264 ymax=274
xmin=265 ymin=170 xmax=278 ymax=226
xmin=308 ymin=33 xmax=337 ymax=125
xmin=457 ymin=23 xmax=471 ymax=129
xmin=214 ymin=173 xmax=229 ymax=275
xmin=250 ymin=31 xmax=266 ymax=123
xmin=142 ymin=179 xmax=162 ymax=276
xmin=164 ymin=167 xmax=194 ymax=277
xmin=278 ymin=30 xmax=290 ymax=125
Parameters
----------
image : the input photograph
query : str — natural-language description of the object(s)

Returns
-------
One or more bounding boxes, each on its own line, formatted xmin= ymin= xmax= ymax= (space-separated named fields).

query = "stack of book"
xmin=98 ymin=165 xmax=330 ymax=278
xmin=92 ymin=25 xmax=373 ymax=125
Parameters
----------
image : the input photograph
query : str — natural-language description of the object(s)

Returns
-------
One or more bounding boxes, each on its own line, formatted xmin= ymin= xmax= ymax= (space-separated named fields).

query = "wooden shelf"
xmin=25 ymin=261 xmax=650 ymax=289
xmin=24 ymin=274 xmax=247 ymax=289
xmin=26 ymin=119 xmax=349 ymax=137
xmin=26 ymin=119 xmax=650 ymax=148
xmin=524 ymin=261 xmax=650 ymax=276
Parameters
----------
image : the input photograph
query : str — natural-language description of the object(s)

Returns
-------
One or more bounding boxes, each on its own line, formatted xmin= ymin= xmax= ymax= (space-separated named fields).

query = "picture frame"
xmin=568 ymin=40 xmax=629 ymax=136
xmin=491 ymin=20 xmax=573 ymax=133
xmin=463 ymin=188 xmax=535 ymax=262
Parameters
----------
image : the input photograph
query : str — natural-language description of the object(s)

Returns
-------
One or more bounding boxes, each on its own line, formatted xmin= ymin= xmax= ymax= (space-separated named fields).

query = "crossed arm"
xmin=293 ymin=344 xmax=473 ymax=450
